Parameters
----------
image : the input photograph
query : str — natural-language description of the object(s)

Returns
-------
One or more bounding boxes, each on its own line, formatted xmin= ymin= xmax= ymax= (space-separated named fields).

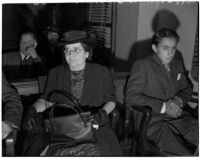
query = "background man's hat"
xmin=46 ymin=25 xmax=60 ymax=33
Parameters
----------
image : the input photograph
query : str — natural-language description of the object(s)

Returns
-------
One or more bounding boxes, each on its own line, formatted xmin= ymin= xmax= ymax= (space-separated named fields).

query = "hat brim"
xmin=57 ymin=38 xmax=97 ymax=48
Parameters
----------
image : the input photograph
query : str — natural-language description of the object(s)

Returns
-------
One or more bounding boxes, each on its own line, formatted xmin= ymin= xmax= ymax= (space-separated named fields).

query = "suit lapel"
xmin=169 ymin=59 xmax=179 ymax=83
xmin=151 ymin=54 xmax=171 ymax=82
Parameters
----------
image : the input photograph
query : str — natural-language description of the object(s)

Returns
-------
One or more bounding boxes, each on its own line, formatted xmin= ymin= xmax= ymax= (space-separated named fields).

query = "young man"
xmin=2 ymin=29 xmax=47 ymax=81
xmin=126 ymin=28 xmax=198 ymax=156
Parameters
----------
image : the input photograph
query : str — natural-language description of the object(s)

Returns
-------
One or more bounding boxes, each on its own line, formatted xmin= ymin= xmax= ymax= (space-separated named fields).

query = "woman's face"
xmin=64 ymin=42 xmax=89 ymax=71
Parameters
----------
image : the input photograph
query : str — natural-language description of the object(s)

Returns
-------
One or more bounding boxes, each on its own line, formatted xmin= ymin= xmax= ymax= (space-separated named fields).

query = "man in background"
xmin=2 ymin=29 xmax=47 ymax=81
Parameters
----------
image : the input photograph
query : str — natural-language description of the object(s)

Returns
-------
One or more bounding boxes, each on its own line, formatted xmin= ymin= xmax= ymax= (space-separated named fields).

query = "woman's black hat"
xmin=58 ymin=30 xmax=97 ymax=48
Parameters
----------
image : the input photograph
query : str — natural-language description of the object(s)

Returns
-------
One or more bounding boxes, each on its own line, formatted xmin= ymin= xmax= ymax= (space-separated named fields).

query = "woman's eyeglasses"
xmin=64 ymin=48 xmax=85 ymax=56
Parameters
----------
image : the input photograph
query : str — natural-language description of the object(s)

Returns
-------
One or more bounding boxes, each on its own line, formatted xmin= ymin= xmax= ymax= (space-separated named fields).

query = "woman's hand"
xmin=87 ymin=114 xmax=99 ymax=125
xmin=87 ymin=101 xmax=116 ymax=127
xmin=88 ymin=109 xmax=109 ymax=126
xmin=33 ymin=98 xmax=53 ymax=113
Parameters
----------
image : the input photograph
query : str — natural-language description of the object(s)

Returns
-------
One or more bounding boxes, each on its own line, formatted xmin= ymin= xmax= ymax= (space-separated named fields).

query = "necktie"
xmin=164 ymin=64 xmax=170 ymax=80
xmin=22 ymin=56 xmax=31 ymax=65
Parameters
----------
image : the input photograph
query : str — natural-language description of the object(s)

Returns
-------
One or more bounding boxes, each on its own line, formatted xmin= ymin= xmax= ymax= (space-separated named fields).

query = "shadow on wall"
xmin=2 ymin=4 xmax=34 ymax=52
xmin=115 ymin=9 xmax=187 ymax=73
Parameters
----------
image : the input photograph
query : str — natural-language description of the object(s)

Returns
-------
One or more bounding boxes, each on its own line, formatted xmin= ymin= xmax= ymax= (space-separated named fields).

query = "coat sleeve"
xmin=41 ymin=67 xmax=57 ymax=100
xmin=2 ymin=72 xmax=23 ymax=129
xmin=41 ymin=66 xmax=69 ymax=103
xmin=102 ymin=67 xmax=116 ymax=103
xmin=125 ymin=60 xmax=164 ymax=113
xmin=175 ymin=61 xmax=193 ymax=107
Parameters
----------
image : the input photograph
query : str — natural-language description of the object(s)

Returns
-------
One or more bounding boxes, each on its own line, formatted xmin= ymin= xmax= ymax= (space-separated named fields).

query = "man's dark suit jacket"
xmin=126 ymin=53 xmax=193 ymax=114
xmin=2 ymin=72 xmax=23 ymax=128
xmin=2 ymin=51 xmax=47 ymax=81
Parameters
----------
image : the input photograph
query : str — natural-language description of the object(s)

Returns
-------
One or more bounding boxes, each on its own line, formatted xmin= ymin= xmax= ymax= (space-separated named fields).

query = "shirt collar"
xmin=152 ymin=54 xmax=171 ymax=72
xmin=20 ymin=53 xmax=30 ymax=61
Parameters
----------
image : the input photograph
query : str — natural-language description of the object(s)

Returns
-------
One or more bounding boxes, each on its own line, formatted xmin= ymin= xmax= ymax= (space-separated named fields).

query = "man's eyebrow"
xmin=160 ymin=45 xmax=177 ymax=48
xmin=160 ymin=45 xmax=170 ymax=48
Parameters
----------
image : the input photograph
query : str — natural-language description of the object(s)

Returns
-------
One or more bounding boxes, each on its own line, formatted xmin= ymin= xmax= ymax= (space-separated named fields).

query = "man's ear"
xmin=34 ymin=41 xmax=38 ymax=48
xmin=85 ymin=52 xmax=89 ymax=58
xmin=152 ymin=44 xmax=157 ymax=53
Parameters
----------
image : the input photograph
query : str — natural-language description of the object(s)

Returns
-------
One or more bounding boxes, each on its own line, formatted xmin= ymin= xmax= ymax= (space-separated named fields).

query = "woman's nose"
xmin=69 ymin=52 xmax=77 ymax=58
xmin=69 ymin=52 xmax=75 ymax=57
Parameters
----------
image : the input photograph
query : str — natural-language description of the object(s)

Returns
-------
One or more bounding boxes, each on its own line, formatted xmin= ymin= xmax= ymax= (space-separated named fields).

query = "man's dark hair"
xmin=152 ymin=28 xmax=180 ymax=46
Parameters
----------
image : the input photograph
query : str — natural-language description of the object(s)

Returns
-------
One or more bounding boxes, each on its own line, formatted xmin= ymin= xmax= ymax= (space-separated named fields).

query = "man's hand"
xmin=165 ymin=99 xmax=182 ymax=118
xmin=2 ymin=121 xmax=13 ymax=140
xmin=33 ymin=99 xmax=53 ymax=113
xmin=26 ymin=46 xmax=38 ymax=59
xmin=172 ymin=97 xmax=182 ymax=108
xmin=170 ymin=97 xmax=183 ymax=117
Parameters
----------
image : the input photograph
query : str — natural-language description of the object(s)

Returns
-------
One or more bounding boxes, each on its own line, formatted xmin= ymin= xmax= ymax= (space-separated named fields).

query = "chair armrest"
xmin=109 ymin=108 xmax=119 ymax=130
xmin=129 ymin=105 xmax=152 ymax=150
xmin=124 ymin=107 xmax=133 ymax=139
xmin=189 ymin=92 xmax=198 ymax=106
xmin=130 ymin=105 xmax=152 ymax=114
xmin=109 ymin=101 xmax=123 ymax=130
xmin=4 ymin=130 xmax=17 ymax=156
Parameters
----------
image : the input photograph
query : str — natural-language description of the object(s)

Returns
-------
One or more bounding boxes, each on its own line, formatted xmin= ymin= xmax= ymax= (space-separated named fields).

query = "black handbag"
xmin=44 ymin=90 xmax=96 ymax=145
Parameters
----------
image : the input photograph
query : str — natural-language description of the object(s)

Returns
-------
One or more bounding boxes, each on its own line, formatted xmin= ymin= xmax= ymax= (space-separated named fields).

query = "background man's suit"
xmin=2 ymin=51 xmax=47 ymax=81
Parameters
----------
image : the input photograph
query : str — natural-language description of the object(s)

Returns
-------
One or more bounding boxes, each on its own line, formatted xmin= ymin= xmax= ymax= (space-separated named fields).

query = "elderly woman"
xmin=23 ymin=30 xmax=121 ymax=156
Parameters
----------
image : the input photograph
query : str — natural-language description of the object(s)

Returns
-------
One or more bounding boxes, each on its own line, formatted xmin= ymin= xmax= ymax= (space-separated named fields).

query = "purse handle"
xmin=46 ymin=90 xmax=88 ymax=128
xmin=46 ymin=90 xmax=82 ymax=112
xmin=49 ymin=103 xmax=86 ymax=124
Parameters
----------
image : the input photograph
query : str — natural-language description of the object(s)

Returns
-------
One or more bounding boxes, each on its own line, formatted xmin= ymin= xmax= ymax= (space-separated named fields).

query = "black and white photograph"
xmin=1 ymin=1 xmax=199 ymax=156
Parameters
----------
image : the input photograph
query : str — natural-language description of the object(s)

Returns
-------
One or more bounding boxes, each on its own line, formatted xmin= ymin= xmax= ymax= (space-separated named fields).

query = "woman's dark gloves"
xmin=87 ymin=109 xmax=110 ymax=126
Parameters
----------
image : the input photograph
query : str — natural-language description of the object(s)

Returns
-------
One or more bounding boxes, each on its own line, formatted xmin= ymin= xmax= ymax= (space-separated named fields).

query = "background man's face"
xmin=20 ymin=33 xmax=36 ymax=56
xmin=153 ymin=37 xmax=177 ymax=64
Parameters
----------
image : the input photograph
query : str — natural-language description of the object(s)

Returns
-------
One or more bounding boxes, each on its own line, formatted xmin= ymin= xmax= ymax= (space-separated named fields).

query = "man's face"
xmin=152 ymin=37 xmax=177 ymax=64
xmin=20 ymin=33 xmax=36 ymax=56
xmin=47 ymin=32 xmax=59 ymax=41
